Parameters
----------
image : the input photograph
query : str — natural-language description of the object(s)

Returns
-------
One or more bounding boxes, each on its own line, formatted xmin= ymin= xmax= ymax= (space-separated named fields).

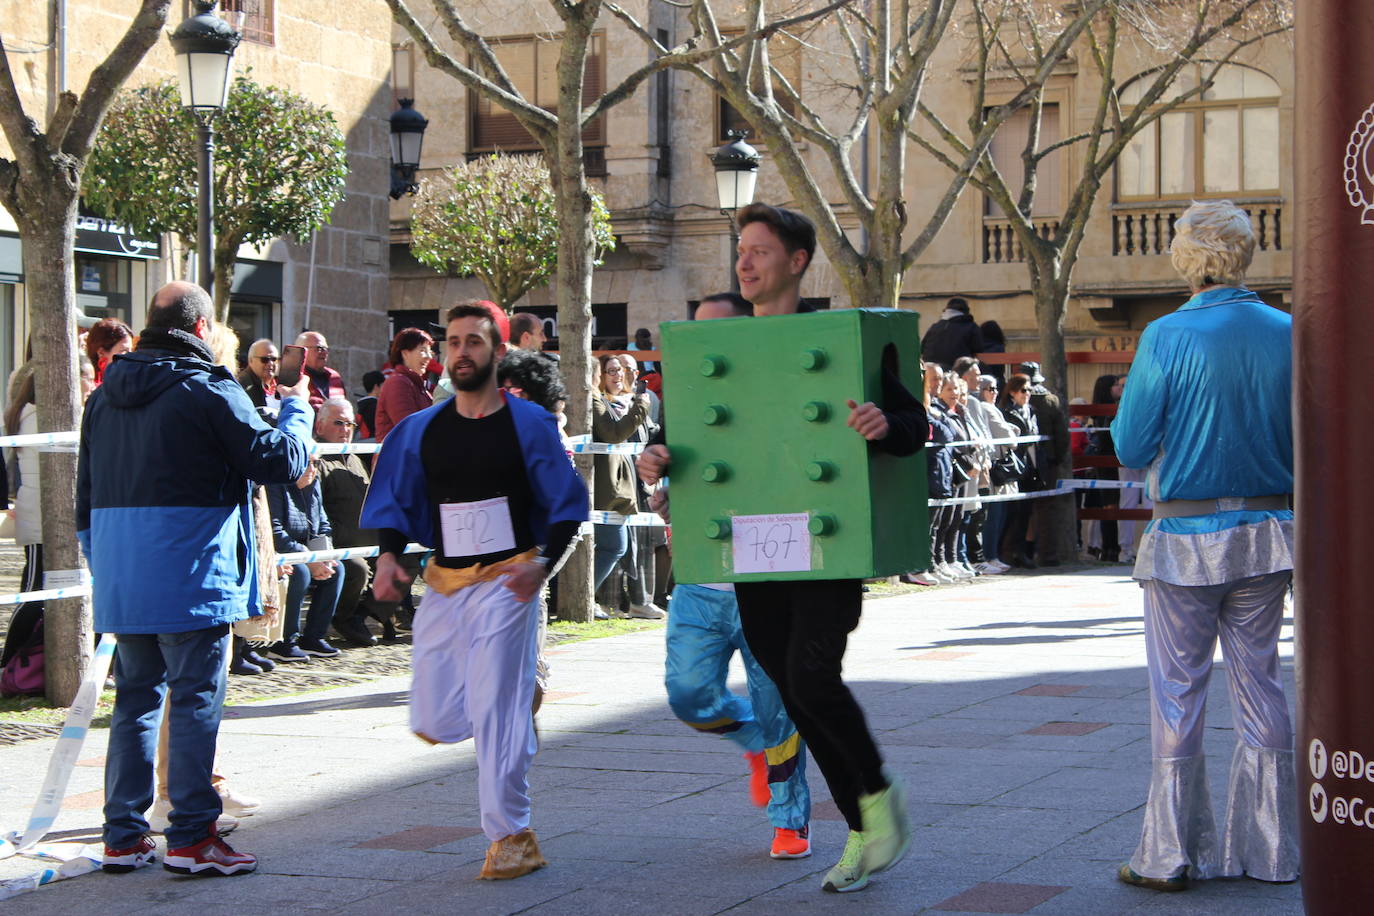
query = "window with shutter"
xmin=469 ymin=33 xmax=606 ymax=153
xmin=716 ymin=31 xmax=801 ymax=144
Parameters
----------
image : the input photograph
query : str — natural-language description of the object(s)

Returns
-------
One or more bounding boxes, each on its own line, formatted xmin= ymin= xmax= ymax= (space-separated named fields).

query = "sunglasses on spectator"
xmin=254 ymin=355 xmax=279 ymax=363
xmin=308 ymin=346 xmax=329 ymax=353
xmin=330 ymin=419 xmax=357 ymax=429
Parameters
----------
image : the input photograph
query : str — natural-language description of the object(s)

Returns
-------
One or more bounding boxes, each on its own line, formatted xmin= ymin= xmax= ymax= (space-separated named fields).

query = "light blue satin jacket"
xmin=1113 ymin=286 xmax=1293 ymax=536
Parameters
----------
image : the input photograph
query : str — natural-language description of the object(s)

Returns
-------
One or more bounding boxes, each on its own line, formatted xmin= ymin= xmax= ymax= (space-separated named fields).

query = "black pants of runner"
xmin=735 ymin=578 xmax=886 ymax=831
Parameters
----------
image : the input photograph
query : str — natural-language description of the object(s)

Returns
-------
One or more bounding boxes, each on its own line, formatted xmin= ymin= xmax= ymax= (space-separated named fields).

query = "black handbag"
xmin=990 ymin=450 xmax=1026 ymax=486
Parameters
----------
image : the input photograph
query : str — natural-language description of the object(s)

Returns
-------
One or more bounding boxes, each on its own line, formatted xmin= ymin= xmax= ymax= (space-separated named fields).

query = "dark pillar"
xmin=196 ymin=118 xmax=215 ymax=296
xmin=1294 ymin=4 xmax=1374 ymax=911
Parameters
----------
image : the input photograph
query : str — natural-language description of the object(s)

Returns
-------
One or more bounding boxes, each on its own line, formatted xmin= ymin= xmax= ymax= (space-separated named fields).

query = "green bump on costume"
xmin=662 ymin=308 xmax=929 ymax=583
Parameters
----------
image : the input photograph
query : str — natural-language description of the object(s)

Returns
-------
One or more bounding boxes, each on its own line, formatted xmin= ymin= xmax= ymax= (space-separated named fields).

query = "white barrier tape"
xmin=928 ymin=486 xmax=1076 ymax=507
xmin=926 ymin=434 xmax=1048 ymax=448
xmin=275 ymin=542 xmax=427 ymax=566
xmin=0 ymin=844 xmax=100 ymax=902
xmin=568 ymin=440 xmax=647 ymax=455
xmin=0 ymin=632 xmax=117 ymax=884
xmin=1060 ymin=478 xmax=1147 ymax=490
xmin=0 ymin=585 xmax=93 ymax=606
xmin=309 ymin=441 xmax=380 ymax=456
xmin=0 ymin=432 xmax=79 ymax=449
xmin=589 ymin=511 xmax=667 ymax=527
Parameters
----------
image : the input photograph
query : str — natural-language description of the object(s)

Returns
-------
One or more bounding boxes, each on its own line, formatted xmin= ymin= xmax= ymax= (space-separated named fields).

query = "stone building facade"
xmin=1 ymin=0 xmax=394 ymax=402
xmin=389 ymin=4 xmax=1292 ymax=400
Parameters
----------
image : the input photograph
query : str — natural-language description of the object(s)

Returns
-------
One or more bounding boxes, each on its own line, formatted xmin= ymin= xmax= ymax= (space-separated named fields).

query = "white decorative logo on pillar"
xmin=1344 ymin=102 xmax=1374 ymax=224
xmin=1311 ymin=737 xmax=1329 ymax=779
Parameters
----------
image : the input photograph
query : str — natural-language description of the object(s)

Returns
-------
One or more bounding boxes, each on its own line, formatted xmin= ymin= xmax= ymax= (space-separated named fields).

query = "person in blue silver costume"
xmin=658 ymin=292 xmax=812 ymax=861
xmin=1113 ymin=200 xmax=1298 ymax=892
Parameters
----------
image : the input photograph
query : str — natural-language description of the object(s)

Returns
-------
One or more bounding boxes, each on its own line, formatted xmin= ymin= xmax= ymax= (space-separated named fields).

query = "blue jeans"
xmin=104 ymin=624 xmax=230 ymax=850
xmin=665 ymin=584 xmax=810 ymax=829
xmin=592 ymin=523 xmax=629 ymax=590
xmin=283 ymin=563 xmax=344 ymax=644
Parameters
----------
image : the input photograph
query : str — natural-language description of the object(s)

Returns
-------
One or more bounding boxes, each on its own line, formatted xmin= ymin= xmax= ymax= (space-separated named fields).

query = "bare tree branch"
xmin=61 ymin=0 xmax=171 ymax=160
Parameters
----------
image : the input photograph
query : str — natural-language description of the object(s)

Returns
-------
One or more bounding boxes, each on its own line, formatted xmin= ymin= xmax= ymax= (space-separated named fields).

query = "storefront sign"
xmin=74 ymin=216 xmax=160 ymax=260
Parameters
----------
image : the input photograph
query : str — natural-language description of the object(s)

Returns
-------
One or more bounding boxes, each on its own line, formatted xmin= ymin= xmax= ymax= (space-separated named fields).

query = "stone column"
xmin=1294 ymin=4 xmax=1374 ymax=910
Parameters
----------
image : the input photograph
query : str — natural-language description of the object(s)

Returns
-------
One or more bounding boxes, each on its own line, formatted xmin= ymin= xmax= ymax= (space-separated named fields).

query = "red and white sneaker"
xmin=163 ymin=829 xmax=257 ymax=876
xmin=745 ymin=751 xmax=770 ymax=807
xmin=102 ymin=834 xmax=157 ymax=873
xmin=770 ymin=825 xmax=812 ymax=859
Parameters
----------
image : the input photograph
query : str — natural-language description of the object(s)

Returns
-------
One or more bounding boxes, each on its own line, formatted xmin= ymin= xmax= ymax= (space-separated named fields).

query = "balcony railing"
xmin=982 ymin=217 xmax=1061 ymax=263
xmin=1112 ymin=200 xmax=1283 ymax=256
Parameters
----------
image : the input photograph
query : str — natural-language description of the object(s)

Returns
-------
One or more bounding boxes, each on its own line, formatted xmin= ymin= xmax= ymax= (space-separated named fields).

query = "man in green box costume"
xmin=639 ymin=204 xmax=927 ymax=893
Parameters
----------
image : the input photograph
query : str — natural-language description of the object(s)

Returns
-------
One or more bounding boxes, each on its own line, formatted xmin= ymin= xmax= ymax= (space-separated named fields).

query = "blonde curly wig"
xmin=1169 ymin=199 xmax=1256 ymax=291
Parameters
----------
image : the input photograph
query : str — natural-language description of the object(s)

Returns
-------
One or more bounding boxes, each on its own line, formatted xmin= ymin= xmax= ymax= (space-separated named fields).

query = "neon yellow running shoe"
xmin=859 ymin=770 xmax=911 ymax=874
xmin=821 ymin=829 xmax=870 ymax=893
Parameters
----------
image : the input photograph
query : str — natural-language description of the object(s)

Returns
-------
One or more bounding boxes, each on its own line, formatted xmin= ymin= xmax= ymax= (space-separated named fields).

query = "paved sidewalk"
xmin=0 ymin=567 xmax=1302 ymax=914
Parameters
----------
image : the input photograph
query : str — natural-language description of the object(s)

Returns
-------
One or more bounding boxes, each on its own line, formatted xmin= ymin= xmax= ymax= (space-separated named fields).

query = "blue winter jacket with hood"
xmin=77 ymin=329 xmax=313 ymax=634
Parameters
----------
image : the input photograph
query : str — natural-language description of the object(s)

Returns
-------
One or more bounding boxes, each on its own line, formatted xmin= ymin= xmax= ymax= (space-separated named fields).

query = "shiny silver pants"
xmin=1130 ymin=572 xmax=1299 ymax=882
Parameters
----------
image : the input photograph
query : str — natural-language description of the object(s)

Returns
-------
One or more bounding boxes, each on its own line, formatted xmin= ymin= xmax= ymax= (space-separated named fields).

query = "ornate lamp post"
xmin=389 ymin=99 xmax=429 ymax=199
xmin=169 ymin=0 xmax=240 ymax=296
xmin=711 ymin=131 xmax=761 ymax=291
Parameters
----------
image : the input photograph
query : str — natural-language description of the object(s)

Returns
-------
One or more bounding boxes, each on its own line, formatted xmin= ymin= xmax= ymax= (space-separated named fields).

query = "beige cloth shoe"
xmin=478 ymin=828 xmax=548 ymax=880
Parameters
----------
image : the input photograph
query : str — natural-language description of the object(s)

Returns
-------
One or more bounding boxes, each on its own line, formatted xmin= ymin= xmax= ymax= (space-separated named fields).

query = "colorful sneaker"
xmin=745 ymin=751 xmax=770 ymax=807
xmin=858 ymin=770 xmax=911 ymax=875
xmin=770 ymin=825 xmax=811 ymax=859
xmin=102 ymin=834 xmax=156 ymax=873
xmin=163 ymin=830 xmax=257 ymax=876
xmin=821 ymin=830 xmax=869 ymax=893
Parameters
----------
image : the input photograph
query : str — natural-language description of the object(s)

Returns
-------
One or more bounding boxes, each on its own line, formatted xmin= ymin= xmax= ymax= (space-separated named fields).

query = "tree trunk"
xmin=20 ymin=196 xmax=92 ymax=706
xmin=1032 ymin=273 xmax=1078 ymax=565
xmin=213 ymin=235 xmax=237 ymax=323
xmin=551 ymin=18 xmax=597 ymax=624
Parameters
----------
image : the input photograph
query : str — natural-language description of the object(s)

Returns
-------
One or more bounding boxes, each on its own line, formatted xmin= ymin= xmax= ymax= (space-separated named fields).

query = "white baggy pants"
xmin=410 ymin=577 xmax=540 ymax=842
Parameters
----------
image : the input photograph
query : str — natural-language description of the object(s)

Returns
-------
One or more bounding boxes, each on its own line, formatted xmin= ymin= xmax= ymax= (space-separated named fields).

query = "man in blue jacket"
xmin=362 ymin=301 xmax=587 ymax=881
xmin=79 ymin=281 xmax=313 ymax=878
xmin=1113 ymin=201 xmax=1297 ymax=892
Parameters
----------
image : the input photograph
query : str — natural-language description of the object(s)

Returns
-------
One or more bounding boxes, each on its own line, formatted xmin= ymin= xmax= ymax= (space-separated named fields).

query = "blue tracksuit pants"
xmin=664 ymin=584 xmax=810 ymax=830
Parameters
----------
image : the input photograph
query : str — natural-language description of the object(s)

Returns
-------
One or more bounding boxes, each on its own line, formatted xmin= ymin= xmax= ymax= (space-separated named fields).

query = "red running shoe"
xmin=771 ymin=825 xmax=812 ymax=859
xmin=745 ymin=751 xmax=770 ymax=807
xmin=163 ymin=829 xmax=257 ymax=876
xmin=102 ymin=834 xmax=156 ymax=873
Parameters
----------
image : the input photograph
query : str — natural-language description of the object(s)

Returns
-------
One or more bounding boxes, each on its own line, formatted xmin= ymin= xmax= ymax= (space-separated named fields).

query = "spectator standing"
xmin=81 ymin=282 xmax=311 ymax=876
xmin=508 ymin=313 xmax=547 ymax=352
xmin=294 ymin=330 xmax=346 ymax=409
xmin=1085 ymin=374 xmax=1121 ymax=562
xmin=5 ymin=362 xmax=43 ymax=595
xmin=627 ymin=326 xmax=657 ymax=372
xmin=236 ymin=338 xmax=280 ymax=418
xmin=316 ymin=398 xmax=380 ymax=648
xmin=1114 ymin=200 xmax=1296 ymax=890
xmin=265 ymin=460 xmax=344 ymax=661
xmin=1018 ymin=361 xmax=1068 ymax=566
xmin=85 ymin=317 xmax=133 ymax=387
xmin=610 ymin=353 xmax=665 ymax=619
xmin=979 ymin=320 xmax=1008 ymax=384
xmin=374 ymin=328 xmax=435 ymax=442
xmin=590 ymin=355 xmax=650 ymax=618
xmin=976 ymin=375 xmax=1018 ymax=573
xmin=356 ymin=370 xmax=385 ymax=441
xmin=921 ymin=297 xmax=984 ymax=369
xmin=1000 ymin=373 xmax=1041 ymax=568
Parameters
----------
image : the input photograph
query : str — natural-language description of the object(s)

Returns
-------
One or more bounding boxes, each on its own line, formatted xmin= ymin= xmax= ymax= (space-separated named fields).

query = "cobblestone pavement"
xmin=0 ymin=565 xmax=1303 ymax=914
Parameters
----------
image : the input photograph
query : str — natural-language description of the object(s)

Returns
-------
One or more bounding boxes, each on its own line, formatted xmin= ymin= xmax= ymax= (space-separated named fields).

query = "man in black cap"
xmin=921 ymin=297 xmax=985 ymax=368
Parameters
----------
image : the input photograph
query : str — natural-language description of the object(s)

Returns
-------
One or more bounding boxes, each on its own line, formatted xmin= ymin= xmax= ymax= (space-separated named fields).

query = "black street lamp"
xmin=389 ymin=99 xmax=429 ymax=199
xmin=169 ymin=0 xmax=240 ymax=297
xmin=711 ymin=131 xmax=761 ymax=291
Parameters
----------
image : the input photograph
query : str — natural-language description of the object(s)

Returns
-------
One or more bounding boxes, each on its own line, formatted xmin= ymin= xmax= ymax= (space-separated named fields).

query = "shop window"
xmin=469 ymin=33 xmax=606 ymax=161
xmin=1117 ymin=63 xmax=1280 ymax=200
